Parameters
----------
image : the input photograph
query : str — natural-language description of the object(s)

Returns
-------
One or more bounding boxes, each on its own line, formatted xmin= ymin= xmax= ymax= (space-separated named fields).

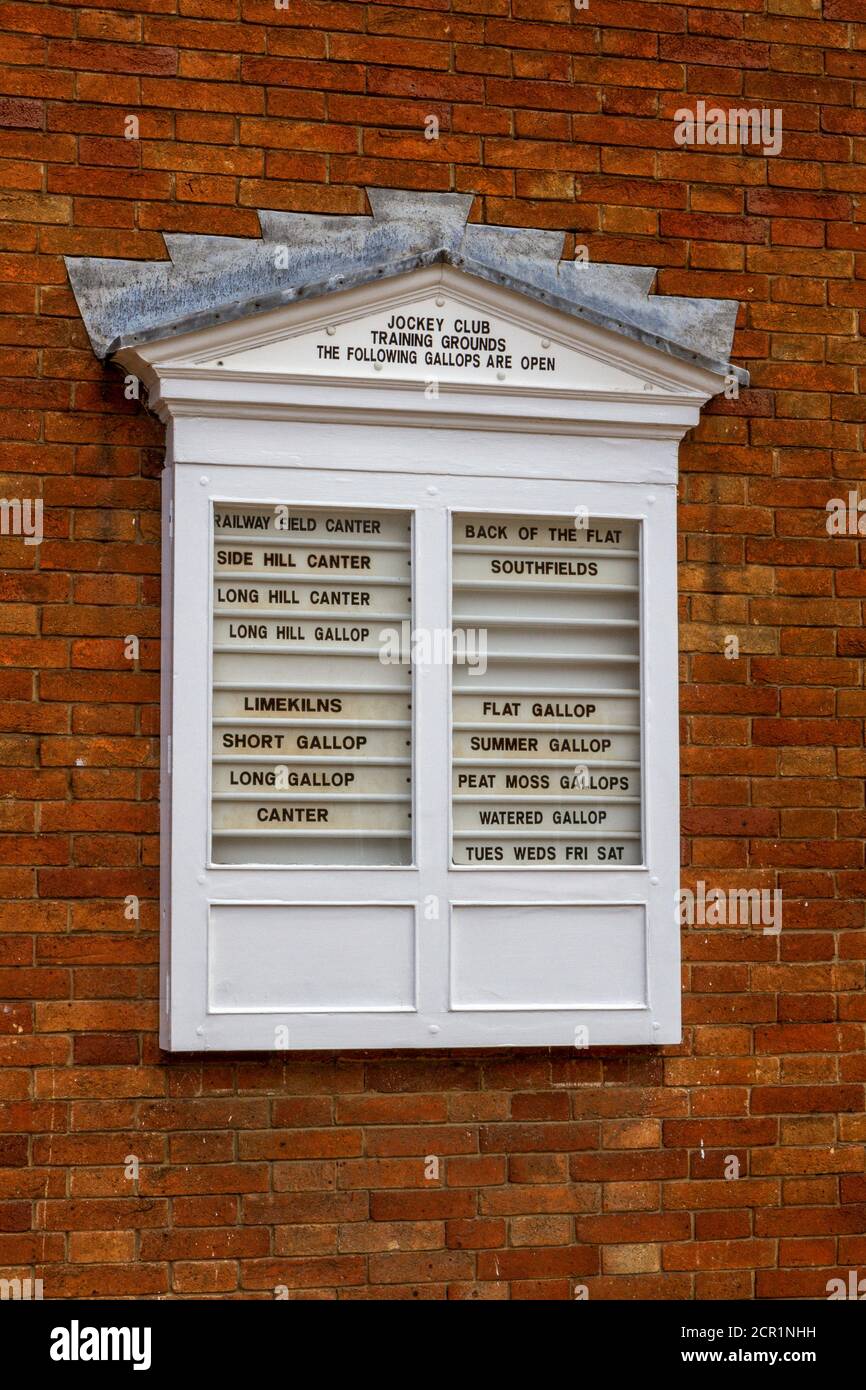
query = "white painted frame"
xmin=118 ymin=266 xmax=728 ymax=1051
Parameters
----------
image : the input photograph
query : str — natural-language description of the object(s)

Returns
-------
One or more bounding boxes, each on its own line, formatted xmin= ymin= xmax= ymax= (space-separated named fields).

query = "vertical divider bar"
xmin=643 ymin=484 xmax=681 ymax=1037
xmin=159 ymin=443 xmax=175 ymax=1049
xmin=169 ymin=465 xmax=213 ymax=1047
xmin=412 ymin=492 xmax=451 ymax=1027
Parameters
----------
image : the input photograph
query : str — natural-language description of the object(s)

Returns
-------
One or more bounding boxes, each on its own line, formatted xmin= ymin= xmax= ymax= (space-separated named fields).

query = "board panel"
xmin=451 ymin=511 xmax=642 ymax=868
xmin=211 ymin=503 xmax=413 ymax=866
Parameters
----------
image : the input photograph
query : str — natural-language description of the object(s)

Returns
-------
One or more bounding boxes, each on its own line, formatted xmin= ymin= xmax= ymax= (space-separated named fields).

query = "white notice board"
xmin=114 ymin=265 xmax=731 ymax=1049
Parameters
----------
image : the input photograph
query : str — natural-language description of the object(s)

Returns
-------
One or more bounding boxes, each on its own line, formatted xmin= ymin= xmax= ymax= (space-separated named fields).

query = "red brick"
xmin=1 ymin=0 xmax=863 ymax=1303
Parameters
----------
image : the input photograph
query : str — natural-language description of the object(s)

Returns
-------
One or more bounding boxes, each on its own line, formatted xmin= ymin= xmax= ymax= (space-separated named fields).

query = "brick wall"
xmin=2 ymin=0 xmax=865 ymax=1300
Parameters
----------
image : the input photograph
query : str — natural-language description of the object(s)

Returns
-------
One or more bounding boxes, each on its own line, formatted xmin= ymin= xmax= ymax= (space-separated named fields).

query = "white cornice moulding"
xmin=113 ymin=264 xmax=728 ymax=457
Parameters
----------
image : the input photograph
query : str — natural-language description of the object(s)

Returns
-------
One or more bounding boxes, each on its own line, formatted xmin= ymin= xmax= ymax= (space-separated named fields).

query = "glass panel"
xmin=211 ymin=503 xmax=412 ymax=865
xmin=451 ymin=511 xmax=642 ymax=867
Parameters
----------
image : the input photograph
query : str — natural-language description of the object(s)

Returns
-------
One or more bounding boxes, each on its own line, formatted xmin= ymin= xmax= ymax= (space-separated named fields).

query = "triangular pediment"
xmin=123 ymin=264 xmax=719 ymax=403
xmin=196 ymin=277 xmax=666 ymax=395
